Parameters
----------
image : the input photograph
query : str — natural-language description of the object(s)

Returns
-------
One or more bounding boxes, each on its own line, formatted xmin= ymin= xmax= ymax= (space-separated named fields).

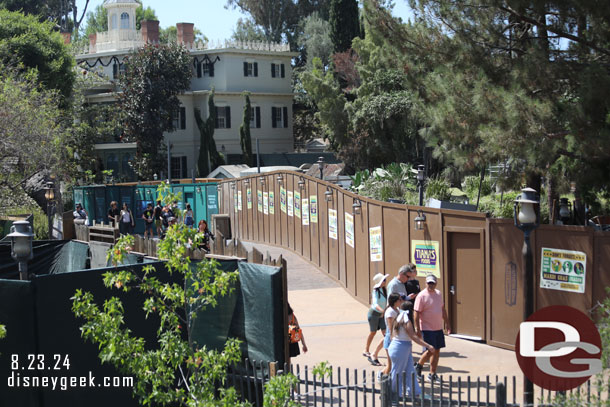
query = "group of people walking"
xmin=364 ymin=263 xmax=450 ymax=397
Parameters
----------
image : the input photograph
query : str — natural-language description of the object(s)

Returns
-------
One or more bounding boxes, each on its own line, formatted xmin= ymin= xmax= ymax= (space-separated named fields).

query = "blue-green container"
xmin=73 ymin=183 xmax=219 ymax=235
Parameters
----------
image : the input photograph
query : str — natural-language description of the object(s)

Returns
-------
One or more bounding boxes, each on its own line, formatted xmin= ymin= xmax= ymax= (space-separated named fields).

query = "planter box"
xmin=426 ymin=198 xmax=477 ymax=212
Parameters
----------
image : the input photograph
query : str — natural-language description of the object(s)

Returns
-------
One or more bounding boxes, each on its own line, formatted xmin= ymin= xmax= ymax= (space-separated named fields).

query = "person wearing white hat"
xmin=363 ymin=273 xmax=389 ymax=366
xmin=414 ymin=274 xmax=450 ymax=383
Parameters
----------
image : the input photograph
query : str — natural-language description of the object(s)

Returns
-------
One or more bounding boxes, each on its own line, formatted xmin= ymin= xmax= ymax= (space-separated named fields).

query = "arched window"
xmin=110 ymin=14 xmax=117 ymax=29
xmin=120 ymin=12 xmax=129 ymax=29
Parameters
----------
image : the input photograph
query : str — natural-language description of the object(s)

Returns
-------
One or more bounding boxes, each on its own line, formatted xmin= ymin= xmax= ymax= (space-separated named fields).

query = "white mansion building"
xmin=76 ymin=0 xmax=296 ymax=180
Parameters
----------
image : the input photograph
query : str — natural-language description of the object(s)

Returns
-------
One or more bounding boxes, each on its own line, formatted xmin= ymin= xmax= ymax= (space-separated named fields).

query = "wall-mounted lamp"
xmin=231 ymin=182 xmax=236 ymax=190
xmin=277 ymin=174 xmax=284 ymax=186
xmin=352 ymin=198 xmax=362 ymax=216
xmin=414 ymin=210 xmax=427 ymax=231
xmin=260 ymin=176 xmax=266 ymax=186
xmin=216 ymin=184 xmax=221 ymax=192
xmin=298 ymin=176 xmax=305 ymax=189
xmin=325 ymin=187 xmax=333 ymax=203
xmin=244 ymin=178 xmax=250 ymax=186
xmin=197 ymin=186 xmax=202 ymax=193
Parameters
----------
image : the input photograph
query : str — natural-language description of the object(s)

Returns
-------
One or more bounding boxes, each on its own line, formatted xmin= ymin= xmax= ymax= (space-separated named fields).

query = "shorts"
xmin=367 ymin=309 xmax=386 ymax=332
xmin=422 ymin=330 xmax=446 ymax=350
xmin=145 ymin=222 xmax=154 ymax=232
xmin=289 ymin=341 xmax=300 ymax=357
xmin=383 ymin=330 xmax=392 ymax=349
xmin=155 ymin=219 xmax=162 ymax=228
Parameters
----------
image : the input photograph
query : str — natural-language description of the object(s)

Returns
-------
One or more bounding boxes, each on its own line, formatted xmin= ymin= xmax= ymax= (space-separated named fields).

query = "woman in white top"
xmin=119 ymin=202 xmax=134 ymax=235
xmin=389 ymin=301 xmax=434 ymax=398
xmin=363 ymin=273 xmax=388 ymax=366
xmin=381 ymin=292 xmax=404 ymax=378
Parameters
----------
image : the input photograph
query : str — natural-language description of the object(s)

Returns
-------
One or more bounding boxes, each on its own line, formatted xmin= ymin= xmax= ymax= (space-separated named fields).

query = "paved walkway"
xmin=242 ymin=242 xmax=523 ymax=391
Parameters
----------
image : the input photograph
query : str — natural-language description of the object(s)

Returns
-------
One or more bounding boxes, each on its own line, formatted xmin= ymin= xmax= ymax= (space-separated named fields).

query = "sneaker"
xmin=415 ymin=363 xmax=423 ymax=378
xmin=427 ymin=373 xmax=440 ymax=383
xmin=376 ymin=371 xmax=383 ymax=382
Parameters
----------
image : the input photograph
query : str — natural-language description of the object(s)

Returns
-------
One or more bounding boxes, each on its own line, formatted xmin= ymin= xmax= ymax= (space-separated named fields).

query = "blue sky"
xmin=75 ymin=0 xmax=413 ymax=43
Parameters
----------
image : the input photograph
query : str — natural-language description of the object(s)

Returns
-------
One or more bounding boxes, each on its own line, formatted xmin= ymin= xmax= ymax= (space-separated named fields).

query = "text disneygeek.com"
xmin=8 ymin=371 xmax=134 ymax=391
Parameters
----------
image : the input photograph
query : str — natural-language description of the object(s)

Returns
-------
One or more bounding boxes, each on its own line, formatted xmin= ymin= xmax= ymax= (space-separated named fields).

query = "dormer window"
xmin=120 ymin=12 xmax=129 ymax=29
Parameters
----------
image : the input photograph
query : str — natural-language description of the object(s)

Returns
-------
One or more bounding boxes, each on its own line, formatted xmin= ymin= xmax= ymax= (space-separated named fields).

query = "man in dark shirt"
xmin=153 ymin=200 xmax=163 ymax=236
xmin=107 ymin=201 xmax=120 ymax=226
xmin=401 ymin=263 xmax=420 ymax=301
xmin=142 ymin=203 xmax=155 ymax=238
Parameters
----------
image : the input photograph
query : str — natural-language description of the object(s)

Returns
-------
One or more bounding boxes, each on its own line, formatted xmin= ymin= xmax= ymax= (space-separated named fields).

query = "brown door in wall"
xmin=448 ymin=231 xmax=485 ymax=340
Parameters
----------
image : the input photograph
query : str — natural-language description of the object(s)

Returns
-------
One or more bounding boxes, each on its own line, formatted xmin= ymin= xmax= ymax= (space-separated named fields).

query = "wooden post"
xmin=269 ymin=362 xmax=277 ymax=378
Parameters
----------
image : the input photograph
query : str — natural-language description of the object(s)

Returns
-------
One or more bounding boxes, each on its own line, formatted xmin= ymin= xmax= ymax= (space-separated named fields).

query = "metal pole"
xmin=167 ymin=143 xmax=172 ymax=184
xmin=418 ymin=180 xmax=424 ymax=206
xmin=256 ymin=138 xmax=260 ymax=173
xmin=18 ymin=261 xmax=28 ymax=281
xmin=47 ymin=201 xmax=53 ymax=240
xmin=523 ymin=228 xmax=534 ymax=407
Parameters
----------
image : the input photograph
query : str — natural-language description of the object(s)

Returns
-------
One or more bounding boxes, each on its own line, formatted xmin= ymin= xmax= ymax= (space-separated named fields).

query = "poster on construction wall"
xmin=540 ymin=247 xmax=586 ymax=293
xmin=328 ymin=209 xmax=337 ymax=239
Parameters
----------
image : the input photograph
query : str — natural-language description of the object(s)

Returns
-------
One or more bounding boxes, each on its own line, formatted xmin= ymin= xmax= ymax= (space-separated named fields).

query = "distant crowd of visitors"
xmin=73 ymin=200 xmax=214 ymax=251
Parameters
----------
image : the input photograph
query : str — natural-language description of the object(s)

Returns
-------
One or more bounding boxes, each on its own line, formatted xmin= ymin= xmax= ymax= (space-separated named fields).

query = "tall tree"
xmin=231 ymin=18 xmax=267 ymax=42
xmin=0 ymin=0 xmax=91 ymax=36
xmin=299 ymin=12 xmax=333 ymax=69
xmin=329 ymin=0 xmax=359 ymax=52
xmin=360 ymin=0 xmax=610 ymax=215
xmin=195 ymin=89 xmax=224 ymax=177
xmin=119 ymin=43 xmax=192 ymax=179
xmin=225 ymin=0 xmax=297 ymax=43
xmin=0 ymin=9 xmax=75 ymax=106
xmin=239 ymin=93 xmax=253 ymax=165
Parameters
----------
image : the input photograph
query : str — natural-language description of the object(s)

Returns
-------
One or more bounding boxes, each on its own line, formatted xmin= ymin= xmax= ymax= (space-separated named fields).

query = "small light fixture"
xmin=153 ymin=173 xmax=158 ymax=181
xmin=325 ymin=187 xmax=333 ymax=203
xmin=7 ymin=220 xmax=34 ymax=280
xmin=352 ymin=198 xmax=362 ymax=216
xmin=298 ymin=176 xmax=305 ymax=189
xmin=514 ymin=187 xmax=540 ymax=227
xmin=231 ymin=182 xmax=236 ymax=190
xmin=197 ymin=186 xmax=202 ymax=193
xmin=277 ymin=174 xmax=284 ymax=186
xmin=414 ymin=210 xmax=426 ymax=231
xmin=244 ymin=178 xmax=250 ymax=186
xmin=44 ymin=181 xmax=55 ymax=201
xmin=558 ymin=197 xmax=572 ymax=224
xmin=417 ymin=165 xmax=425 ymax=183
xmin=216 ymin=184 xmax=221 ymax=192
xmin=260 ymin=176 xmax=265 ymax=186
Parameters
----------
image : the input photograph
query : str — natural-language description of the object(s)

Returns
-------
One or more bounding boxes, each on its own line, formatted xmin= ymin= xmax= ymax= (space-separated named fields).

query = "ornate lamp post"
xmin=45 ymin=181 xmax=55 ymax=239
xmin=514 ymin=187 xmax=540 ymax=407
xmin=7 ymin=221 xmax=34 ymax=280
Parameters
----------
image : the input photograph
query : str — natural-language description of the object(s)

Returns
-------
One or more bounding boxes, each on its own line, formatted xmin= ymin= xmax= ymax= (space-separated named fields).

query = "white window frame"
xmin=217 ymin=106 xmax=228 ymax=129
xmin=274 ymin=106 xmax=284 ymax=128
xmin=120 ymin=12 xmax=130 ymax=29
xmin=250 ymin=106 xmax=257 ymax=128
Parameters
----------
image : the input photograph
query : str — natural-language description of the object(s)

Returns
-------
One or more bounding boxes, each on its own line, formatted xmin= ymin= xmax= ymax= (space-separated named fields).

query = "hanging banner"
xmin=287 ymin=191 xmax=294 ymax=217
xmin=310 ymin=195 xmax=318 ymax=223
xmin=345 ymin=212 xmax=354 ymax=248
xmin=411 ymin=240 xmax=440 ymax=278
xmin=269 ymin=191 xmax=275 ymax=214
xmin=294 ymin=191 xmax=301 ymax=218
xmin=328 ymin=209 xmax=338 ymax=240
xmin=302 ymin=198 xmax=309 ymax=225
xmin=263 ymin=192 xmax=269 ymax=215
xmin=237 ymin=190 xmax=242 ymax=211
xmin=257 ymin=190 xmax=263 ymax=212
xmin=233 ymin=192 xmax=238 ymax=213
xmin=540 ymin=247 xmax=586 ymax=293
xmin=247 ymin=188 xmax=252 ymax=209
xmin=280 ymin=187 xmax=286 ymax=213
xmin=369 ymin=226 xmax=383 ymax=262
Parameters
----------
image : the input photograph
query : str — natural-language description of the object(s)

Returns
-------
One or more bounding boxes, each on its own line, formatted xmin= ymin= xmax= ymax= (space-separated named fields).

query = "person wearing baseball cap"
xmin=413 ymin=274 xmax=450 ymax=383
xmin=363 ymin=273 xmax=389 ymax=366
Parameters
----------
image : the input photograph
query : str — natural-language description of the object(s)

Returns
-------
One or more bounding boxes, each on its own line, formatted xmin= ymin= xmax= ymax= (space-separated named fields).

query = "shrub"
xmin=425 ymin=176 xmax=452 ymax=201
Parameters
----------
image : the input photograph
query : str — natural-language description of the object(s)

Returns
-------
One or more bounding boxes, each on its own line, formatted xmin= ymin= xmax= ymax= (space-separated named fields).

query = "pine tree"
xmin=239 ymin=93 xmax=253 ymax=166
xmin=195 ymin=89 xmax=224 ymax=177
xmin=329 ymin=0 xmax=359 ymax=52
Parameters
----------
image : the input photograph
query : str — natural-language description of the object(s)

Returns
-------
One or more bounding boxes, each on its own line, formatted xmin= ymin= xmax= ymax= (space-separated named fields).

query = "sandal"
xmin=362 ymin=351 xmax=371 ymax=358
xmin=371 ymin=359 xmax=382 ymax=366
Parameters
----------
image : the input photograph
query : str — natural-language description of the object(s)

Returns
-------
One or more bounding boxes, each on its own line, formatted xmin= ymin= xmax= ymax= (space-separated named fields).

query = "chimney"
xmin=176 ymin=23 xmax=194 ymax=47
xmin=61 ymin=31 xmax=71 ymax=44
xmin=140 ymin=19 xmax=159 ymax=44
xmin=88 ymin=33 xmax=97 ymax=53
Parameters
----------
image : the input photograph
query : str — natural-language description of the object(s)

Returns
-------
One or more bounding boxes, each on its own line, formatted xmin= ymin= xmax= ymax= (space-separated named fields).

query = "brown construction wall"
xmin=219 ymin=171 xmax=610 ymax=350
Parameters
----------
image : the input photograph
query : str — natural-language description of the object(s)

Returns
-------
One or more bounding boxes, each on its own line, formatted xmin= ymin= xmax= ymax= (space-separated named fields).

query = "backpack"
xmin=288 ymin=314 xmax=302 ymax=344
xmin=184 ymin=211 xmax=194 ymax=226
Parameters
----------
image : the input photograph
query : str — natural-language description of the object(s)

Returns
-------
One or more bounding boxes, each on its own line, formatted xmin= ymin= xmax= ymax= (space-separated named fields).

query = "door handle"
xmin=450 ymin=285 xmax=456 ymax=295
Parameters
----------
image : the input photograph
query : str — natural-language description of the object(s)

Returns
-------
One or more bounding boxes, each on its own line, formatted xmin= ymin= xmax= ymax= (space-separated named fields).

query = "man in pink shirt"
xmin=414 ymin=274 xmax=450 ymax=382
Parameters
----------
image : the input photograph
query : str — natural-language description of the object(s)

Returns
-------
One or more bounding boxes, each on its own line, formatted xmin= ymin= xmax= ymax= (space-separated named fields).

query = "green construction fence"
xmin=72 ymin=182 xmax=220 ymax=234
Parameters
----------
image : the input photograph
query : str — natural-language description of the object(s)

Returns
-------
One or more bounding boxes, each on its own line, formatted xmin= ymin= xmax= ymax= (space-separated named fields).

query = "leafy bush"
xmin=351 ymin=163 xmax=417 ymax=202
xmin=6 ymin=205 xmax=49 ymax=239
xmin=425 ymin=176 xmax=452 ymax=201
xmin=463 ymin=175 xmax=493 ymax=200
